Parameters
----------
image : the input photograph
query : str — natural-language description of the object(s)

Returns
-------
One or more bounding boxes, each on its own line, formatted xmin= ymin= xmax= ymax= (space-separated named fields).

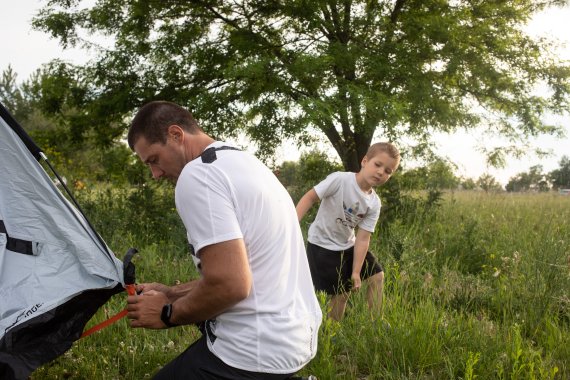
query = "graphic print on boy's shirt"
xmin=339 ymin=201 xmax=369 ymax=228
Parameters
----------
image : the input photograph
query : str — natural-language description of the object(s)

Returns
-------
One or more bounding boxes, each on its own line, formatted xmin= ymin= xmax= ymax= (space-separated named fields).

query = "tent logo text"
xmin=5 ymin=303 xmax=44 ymax=333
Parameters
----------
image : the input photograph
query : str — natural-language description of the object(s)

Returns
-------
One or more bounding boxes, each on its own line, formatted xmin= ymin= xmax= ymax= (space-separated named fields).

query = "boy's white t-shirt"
xmin=175 ymin=141 xmax=322 ymax=374
xmin=308 ymin=171 xmax=381 ymax=251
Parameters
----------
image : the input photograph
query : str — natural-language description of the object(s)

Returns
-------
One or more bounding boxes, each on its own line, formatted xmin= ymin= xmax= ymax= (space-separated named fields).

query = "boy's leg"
xmin=329 ymin=292 xmax=350 ymax=321
xmin=366 ymin=271 xmax=384 ymax=317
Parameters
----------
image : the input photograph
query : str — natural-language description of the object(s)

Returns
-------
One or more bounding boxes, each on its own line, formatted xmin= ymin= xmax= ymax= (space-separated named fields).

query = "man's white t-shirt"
xmin=308 ymin=171 xmax=381 ymax=251
xmin=175 ymin=141 xmax=322 ymax=374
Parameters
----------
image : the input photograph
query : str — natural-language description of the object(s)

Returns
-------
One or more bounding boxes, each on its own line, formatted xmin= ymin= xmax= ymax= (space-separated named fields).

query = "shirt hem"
xmin=193 ymin=232 xmax=243 ymax=256
xmin=206 ymin=342 xmax=314 ymax=374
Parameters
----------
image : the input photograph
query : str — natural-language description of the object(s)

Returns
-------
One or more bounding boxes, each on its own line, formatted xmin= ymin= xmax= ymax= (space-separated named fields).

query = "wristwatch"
xmin=160 ymin=303 xmax=178 ymax=327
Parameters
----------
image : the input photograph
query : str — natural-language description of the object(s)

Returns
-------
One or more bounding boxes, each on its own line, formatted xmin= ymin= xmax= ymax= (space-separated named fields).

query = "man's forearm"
xmin=170 ymin=279 xmax=246 ymax=325
xmin=166 ymin=280 xmax=199 ymax=302
xmin=167 ymin=239 xmax=252 ymax=326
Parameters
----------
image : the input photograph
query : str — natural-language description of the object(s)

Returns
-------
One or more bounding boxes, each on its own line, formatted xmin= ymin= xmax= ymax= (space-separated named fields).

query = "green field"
xmin=32 ymin=190 xmax=570 ymax=379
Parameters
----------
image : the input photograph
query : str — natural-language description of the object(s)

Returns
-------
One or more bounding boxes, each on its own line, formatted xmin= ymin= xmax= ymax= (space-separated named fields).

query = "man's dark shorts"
xmin=153 ymin=334 xmax=295 ymax=379
xmin=306 ymin=242 xmax=383 ymax=295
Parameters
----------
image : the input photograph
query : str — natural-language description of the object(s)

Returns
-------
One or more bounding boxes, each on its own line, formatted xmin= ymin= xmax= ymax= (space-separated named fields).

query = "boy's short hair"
xmin=366 ymin=142 xmax=400 ymax=166
xmin=128 ymin=101 xmax=201 ymax=150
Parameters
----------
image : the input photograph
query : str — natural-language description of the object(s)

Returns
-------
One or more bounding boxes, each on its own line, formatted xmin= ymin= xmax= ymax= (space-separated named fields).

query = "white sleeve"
xmin=313 ymin=172 xmax=343 ymax=200
xmin=358 ymin=197 xmax=381 ymax=233
xmin=175 ymin=165 xmax=243 ymax=256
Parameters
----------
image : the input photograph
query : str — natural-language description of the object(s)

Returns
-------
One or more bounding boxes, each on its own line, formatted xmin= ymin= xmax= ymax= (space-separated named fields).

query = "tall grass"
xmin=32 ymin=191 xmax=569 ymax=379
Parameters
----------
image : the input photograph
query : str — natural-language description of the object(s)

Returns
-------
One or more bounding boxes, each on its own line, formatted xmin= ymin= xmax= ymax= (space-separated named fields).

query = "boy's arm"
xmin=351 ymin=229 xmax=372 ymax=290
xmin=295 ymin=188 xmax=319 ymax=222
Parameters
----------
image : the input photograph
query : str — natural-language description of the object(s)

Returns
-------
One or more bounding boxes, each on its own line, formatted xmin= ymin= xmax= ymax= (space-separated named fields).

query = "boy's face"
xmin=360 ymin=151 xmax=399 ymax=187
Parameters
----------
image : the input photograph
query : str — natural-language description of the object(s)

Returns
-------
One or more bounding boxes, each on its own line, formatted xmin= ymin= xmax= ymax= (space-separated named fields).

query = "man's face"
xmin=133 ymin=135 xmax=186 ymax=183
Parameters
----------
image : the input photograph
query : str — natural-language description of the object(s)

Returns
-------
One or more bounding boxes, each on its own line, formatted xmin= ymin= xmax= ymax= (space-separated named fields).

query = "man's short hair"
xmin=128 ymin=101 xmax=200 ymax=150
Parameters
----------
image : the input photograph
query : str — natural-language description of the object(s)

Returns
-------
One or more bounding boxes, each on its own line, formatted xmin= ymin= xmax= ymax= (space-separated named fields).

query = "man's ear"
xmin=167 ymin=125 xmax=184 ymax=142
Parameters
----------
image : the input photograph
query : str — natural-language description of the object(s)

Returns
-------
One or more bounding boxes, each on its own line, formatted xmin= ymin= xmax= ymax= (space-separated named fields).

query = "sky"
xmin=1 ymin=1 xmax=569 ymax=186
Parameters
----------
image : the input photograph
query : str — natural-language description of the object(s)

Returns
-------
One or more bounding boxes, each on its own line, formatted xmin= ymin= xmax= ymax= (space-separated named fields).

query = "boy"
xmin=296 ymin=142 xmax=400 ymax=321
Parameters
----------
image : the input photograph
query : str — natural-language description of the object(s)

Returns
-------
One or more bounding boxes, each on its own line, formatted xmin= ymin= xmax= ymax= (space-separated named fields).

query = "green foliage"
xmin=399 ymin=159 xmax=460 ymax=190
xmin=1 ymin=66 xmax=147 ymax=186
xmin=297 ymin=150 xmax=343 ymax=189
xmin=506 ymin=165 xmax=549 ymax=192
xmin=75 ymin=182 xmax=187 ymax=251
xmin=461 ymin=177 xmax=477 ymax=190
xmin=29 ymin=190 xmax=570 ymax=380
xmin=549 ymin=155 xmax=570 ymax=190
xmin=0 ymin=66 xmax=30 ymax=119
xmin=380 ymin=178 xmax=442 ymax=221
xmin=31 ymin=0 xmax=570 ymax=171
xmin=477 ymin=173 xmax=504 ymax=192
xmin=276 ymin=150 xmax=343 ymax=203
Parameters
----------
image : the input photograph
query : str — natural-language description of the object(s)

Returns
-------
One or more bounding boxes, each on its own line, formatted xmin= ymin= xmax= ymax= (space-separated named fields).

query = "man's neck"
xmin=185 ymin=134 xmax=216 ymax=163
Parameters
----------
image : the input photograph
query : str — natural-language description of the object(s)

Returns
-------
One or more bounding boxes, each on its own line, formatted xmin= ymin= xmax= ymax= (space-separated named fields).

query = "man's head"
xmin=128 ymin=101 xmax=200 ymax=150
xmin=128 ymin=101 xmax=203 ymax=182
xmin=359 ymin=142 xmax=400 ymax=188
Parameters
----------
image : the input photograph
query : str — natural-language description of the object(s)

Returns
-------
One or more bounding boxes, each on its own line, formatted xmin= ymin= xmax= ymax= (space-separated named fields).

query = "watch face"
xmin=161 ymin=304 xmax=174 ymax=326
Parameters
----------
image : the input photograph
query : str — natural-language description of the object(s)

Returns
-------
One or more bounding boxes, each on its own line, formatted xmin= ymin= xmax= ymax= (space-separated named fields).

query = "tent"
xmin=0 ymin=102 xmax=129 ymax=380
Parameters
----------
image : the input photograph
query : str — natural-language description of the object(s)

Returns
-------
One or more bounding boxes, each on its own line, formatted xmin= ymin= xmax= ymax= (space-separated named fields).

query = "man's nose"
xmin=150 ymin=165 xmax=164 ymax=179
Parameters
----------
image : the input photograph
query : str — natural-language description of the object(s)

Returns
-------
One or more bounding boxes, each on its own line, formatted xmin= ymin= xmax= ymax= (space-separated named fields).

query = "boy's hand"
xmin=351 ymin=273 xmax=362 ymax=291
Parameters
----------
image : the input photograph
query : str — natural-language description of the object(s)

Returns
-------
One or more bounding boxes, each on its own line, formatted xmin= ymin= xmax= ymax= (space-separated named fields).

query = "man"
xmin=125 ymin=101 xmax=322 ymax=379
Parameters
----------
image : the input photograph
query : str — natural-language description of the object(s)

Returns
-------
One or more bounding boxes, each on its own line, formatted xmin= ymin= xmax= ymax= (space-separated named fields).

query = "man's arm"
xmin=136 ymin=281 xmax=199 ymax=302
xmin=127 ymin=238 xmax=252 ymax=328
xmin=296 ymin=188 xmax=319 ymax=221
xmin=351 ymin=229 xmax=372 ymax=290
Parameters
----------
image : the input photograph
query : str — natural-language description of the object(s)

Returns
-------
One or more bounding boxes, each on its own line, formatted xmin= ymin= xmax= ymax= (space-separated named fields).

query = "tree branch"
xmin=390 ymin=0 xmax=406 ymax=23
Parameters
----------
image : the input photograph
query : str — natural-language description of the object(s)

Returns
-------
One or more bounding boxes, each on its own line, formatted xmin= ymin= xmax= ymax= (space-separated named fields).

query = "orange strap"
xmin=80 ymin=284 xmax=136 ymax=339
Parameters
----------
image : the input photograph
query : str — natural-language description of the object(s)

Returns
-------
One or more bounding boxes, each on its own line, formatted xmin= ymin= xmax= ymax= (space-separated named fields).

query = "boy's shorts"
xmin=306 ymin=242 xmax=383 ymax=295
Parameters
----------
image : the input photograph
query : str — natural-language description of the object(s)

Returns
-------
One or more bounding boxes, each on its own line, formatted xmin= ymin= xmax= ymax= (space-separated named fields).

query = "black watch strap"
xmin=160 ymin=303 xmax=178 ymax=327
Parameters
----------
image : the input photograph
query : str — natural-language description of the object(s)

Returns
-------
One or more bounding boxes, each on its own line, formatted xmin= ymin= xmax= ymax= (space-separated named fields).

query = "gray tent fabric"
xmin=0 ymin=103 xmax=125 ymax=379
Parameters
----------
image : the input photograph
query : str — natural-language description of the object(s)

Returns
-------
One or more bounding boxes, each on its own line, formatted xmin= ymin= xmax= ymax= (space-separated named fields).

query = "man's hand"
xmin=135 ymin=282 xmax=171 ymax=297
xmin=127 ymin=290 xmax=170 ymax=329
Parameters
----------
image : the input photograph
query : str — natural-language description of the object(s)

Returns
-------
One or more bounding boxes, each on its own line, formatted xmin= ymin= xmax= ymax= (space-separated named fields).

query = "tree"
xmin=276 ymin=150 xmax=342 ymax=202
xmin=461 ymin=177 xmax=477 ymax=190
xmin=477 ymin=173 xmax=503 ymax=193
xmin=296 ymin=150 xmax=343 ymax=188
xmin=399 ymin=166 xmax=429 ymax=190
xmin=275 ymin=160 xmax=300 ymax=189
xmin=33 ymin=0 xmax=570 ymax=171
xmin=425 ymin=159 xmax=459 ymax=190
xmin=549 ymin=155 xmax=570 ymax=189
xmin=1 ymin=66 xmax=146 ymax=185
xmin=399 ymin=159 xmax=458 ymax=190
xmin=506 ymin=164 xmax=549 ymax=192
xmin=0 ymin=66 xmax=26 ymax=118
